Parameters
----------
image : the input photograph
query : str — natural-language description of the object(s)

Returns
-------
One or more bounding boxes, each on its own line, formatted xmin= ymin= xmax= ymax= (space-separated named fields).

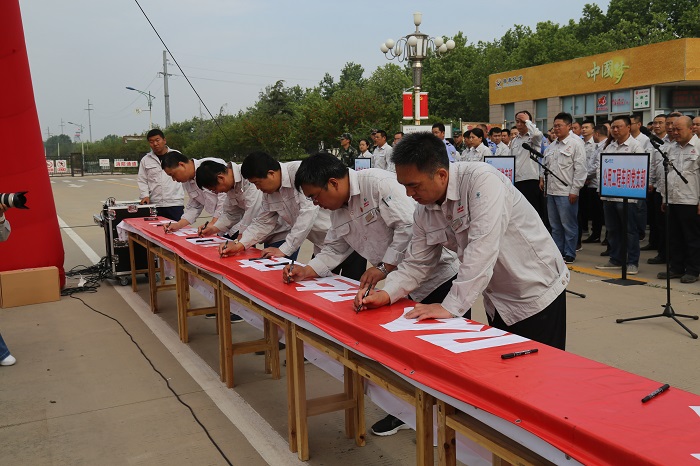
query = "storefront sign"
xmin=494 ymin=75 xmax=523 ymax=90
xmin=611 ymin=91 xmax=631 ymax=113
xmin=596 ymin=94 xmax=609 ymax=113
xmin=586 ymin=59 xmax=630 ymax=84
xmin=633 ymin=89 xmax=650 ymax=109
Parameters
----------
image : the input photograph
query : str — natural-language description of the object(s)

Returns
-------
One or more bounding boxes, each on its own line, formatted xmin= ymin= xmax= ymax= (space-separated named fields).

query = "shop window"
xmin=562 ymin=96 xmax=574 ymax=114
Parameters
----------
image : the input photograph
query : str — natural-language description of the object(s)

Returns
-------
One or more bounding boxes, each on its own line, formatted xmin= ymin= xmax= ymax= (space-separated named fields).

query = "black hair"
xmin=470 ymin=127 xmax=488 ymax=147
xmin=240 ymin=151 xmax=281 ymax=179
xmin=196 ymin=160 xmax=228 ymax=190
xmin=431 ymin=122 xmax=446 ymax=132
xmin=375 ymin=129 xmax=388 ymax=140
xmin=294 ymin=152 xmax=348 ymax=191
xmin=359 ymin=138 xmax=371 ymax=148
xmin=611 ymin=115 xmax=631 ymax=126
xmin=390 ymin=132 xmax=449 ymax=174
xmin=147 ymin=129 xmax=165 ymax=139
xmin=160 ymin=150 xmax=188 ymax=169
xmin=582 ymin=119 xmax=595 ymax=127
xmin=488 ymin=127 xmax=502 ymax=136
xmin=594 ymin=124 xmax=608 ymax=137
xmin=653 ymin=114 xmax=667 ymax=120
xmin=630 ymin=114 xmax=644 ymax=124
xmin=463 ymin=130 xmax=472 ymax=139
xmin=394 ymin=131 xmax=405 ymax=137
xmin=515 ymin=110 xmax=533 ymax=120
xmin=553 ymin=112 xmax=573 ymax=125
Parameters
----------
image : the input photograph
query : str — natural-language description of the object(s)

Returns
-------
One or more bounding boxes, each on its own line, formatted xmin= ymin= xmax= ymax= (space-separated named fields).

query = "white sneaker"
xmin=0 ymin=354 xmax=16 ymax=366
xmin=626 ymin=265 xmax=639 ymax=275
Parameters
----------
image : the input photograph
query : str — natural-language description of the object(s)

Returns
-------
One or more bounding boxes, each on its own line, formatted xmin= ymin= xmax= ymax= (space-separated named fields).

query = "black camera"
xmin=0 ymin=191 xmax=29 ymax=209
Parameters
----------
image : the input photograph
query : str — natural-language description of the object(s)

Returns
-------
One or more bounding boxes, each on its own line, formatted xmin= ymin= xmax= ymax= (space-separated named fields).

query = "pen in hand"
xmin=164 ymin=221 xmax=172 ymax=233
xmin=356 ymin=285 xmax=372 ymax=313
xmin=286 ymin=258 xmax=295 ymax=284
xmin=220 ymin=240 xmax=228 ymax=259
xmin=199 ymin=220 xmax=209 ymax=237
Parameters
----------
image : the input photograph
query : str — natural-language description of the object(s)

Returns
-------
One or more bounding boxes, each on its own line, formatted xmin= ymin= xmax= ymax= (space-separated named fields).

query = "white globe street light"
xmin=379 ymin=12 xmax=454 ymax=125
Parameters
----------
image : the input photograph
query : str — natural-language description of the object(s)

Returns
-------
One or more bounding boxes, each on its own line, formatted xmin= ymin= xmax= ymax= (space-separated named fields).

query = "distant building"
xmin=489 ymin=38 xmax=700 ymax=130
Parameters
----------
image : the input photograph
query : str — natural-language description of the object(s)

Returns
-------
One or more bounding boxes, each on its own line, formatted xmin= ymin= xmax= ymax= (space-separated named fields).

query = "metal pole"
xmin=148 ymin=92 xmax=153 ymax=129
xmin=85 ymin=99 xmax=93 ymax=142
xmin=163 ymin=50 xmax=171 ymax=127
xmin=412 ymin=59 xmax=423 ymax=125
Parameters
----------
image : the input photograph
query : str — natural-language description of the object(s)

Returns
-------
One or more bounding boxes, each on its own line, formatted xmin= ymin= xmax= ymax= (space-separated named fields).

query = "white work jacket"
xmin=510 ymin=120 xmax=543 ymax=182
xmin=137 ymin=147 xmax=184 ymax=206
xmin=180 ymin=158 xmax=227 ymax=225
xmin=657 ymin=135 xmax=700 ymax=206
xmin=240 ymin=161 xmax=331 ymax=257
xmin=308 ymin=169 xmax=459 ymax=301
xmin=542 ymin=134 xmax=587 ymax=196
xmin=383 ymin=162 xmax=569 ymax=325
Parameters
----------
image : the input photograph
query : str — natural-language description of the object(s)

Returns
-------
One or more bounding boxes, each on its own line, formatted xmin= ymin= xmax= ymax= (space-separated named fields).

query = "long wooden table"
xmin=121 ymin=218 xmax=700 ymax=465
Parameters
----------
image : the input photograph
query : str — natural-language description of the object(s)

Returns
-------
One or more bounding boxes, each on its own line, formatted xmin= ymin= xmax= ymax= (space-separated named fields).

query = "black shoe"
xmin=576 ymin=244 xmax=583 ymax=252
xmin=370 ymin=415 xmax=410 ymax=436
xmin=563 ymin=255 xmax=575 ymax=264
xmin=255 ymin=342 xmax=286 ymax=355
xmin=230 ymin=313 xmax=244 ymax=324
xmin=581 ymin=236 xmax=601 ymax=244
xmin=640 ymin=243 xmax=657 ymax=251
xmin=205 ymin=313 xmax=216 ymax=319
xmin=600 ymin=248 xmax=610 ymax=257
xmin=680 ymin=274 xmax=699 ymax=284
xmin=601 ymin=238 xmax=608 ymax=246
xmin=647 ymin=255 xmax=666 ymax=265
xmin=657 ymin=271 xmax=683 ymax=279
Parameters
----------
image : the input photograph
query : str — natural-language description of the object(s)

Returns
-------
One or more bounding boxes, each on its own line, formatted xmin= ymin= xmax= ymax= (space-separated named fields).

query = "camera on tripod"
xmin=0 ymin=191 xmax=29 ymax=209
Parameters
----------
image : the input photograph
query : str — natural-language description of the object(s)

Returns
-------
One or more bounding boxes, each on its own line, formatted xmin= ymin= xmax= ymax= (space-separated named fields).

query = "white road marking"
xmin=57 ymin=216 xmax=302 ymax=466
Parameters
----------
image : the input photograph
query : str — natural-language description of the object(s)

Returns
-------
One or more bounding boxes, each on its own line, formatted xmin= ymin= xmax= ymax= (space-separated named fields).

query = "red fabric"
xmin=0 ymin=1 xmax=65 ymax=286
xmin=127 ymin=218 xmax=700 ymax=465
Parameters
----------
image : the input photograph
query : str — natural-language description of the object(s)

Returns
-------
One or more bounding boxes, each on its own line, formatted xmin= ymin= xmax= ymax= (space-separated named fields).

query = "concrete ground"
xmin=1 ymin=174 xmax=698 ymax=465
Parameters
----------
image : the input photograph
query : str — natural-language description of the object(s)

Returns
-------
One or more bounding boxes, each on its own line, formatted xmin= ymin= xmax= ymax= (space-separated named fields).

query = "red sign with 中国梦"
xmin=122 ymin=217 xmax=700 ymax=466
xmin=402 ymin=92 xmax=429 ymax=120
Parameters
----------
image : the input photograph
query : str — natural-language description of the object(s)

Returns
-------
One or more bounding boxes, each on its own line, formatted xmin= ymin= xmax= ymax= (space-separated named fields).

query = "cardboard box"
xmin=0 ymin=266 xmax=60 ymax=308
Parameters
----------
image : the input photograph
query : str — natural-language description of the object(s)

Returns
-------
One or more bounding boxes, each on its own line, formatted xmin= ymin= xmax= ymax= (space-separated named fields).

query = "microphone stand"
xmin=523 ymin=145 xmax=586 ymax=299
xmin=616 ymin=138 xmax=698 ymax=338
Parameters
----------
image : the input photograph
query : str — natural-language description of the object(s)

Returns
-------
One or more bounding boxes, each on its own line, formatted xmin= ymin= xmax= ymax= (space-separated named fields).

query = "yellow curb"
xmin=568 ymin=265 xmax=648 ymax=283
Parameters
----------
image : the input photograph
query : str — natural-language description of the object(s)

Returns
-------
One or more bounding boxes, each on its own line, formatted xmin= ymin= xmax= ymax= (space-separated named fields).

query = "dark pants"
xmin=158 ymin=205 xmax=184 ymax=221
xmin=487 ymin=290 xmax=566 ymax=350
xmin=646 ymin=189 xmax=658 ymax=248
xmin=653 ymin=191 xmax=666 ymax=258
xmin=580 ymin=186 xmax=604 ymax=239
xmin=331 ymin=250 xmax=367 ymax=281
xmin=668 ymin=204 xmax=700 ymax=277
xmin=516 ymin=179 xmax=549 ymax=230
xmin=603 ymin=200 xmax=640 ymax=267
xmin=412 ymin=274 xmax=471 ymax=319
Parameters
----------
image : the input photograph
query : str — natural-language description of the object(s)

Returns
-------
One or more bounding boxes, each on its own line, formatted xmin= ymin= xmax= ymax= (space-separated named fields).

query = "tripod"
xmin=616 ymin=139 xmax=698 ymax=339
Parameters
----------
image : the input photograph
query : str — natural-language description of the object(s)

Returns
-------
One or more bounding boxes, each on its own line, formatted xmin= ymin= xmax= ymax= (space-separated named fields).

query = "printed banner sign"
xmin=600 ymin=153 xmax=649 ymax=200
xmin=114 ymin=160 xmax=138 ymax=168
xmin=484 ymin=156 xmax=515 ymax=183
xmin=56 ymin=160 xmax=68 ymax=173
xmin=354 ymin=158 xmax=371 ymax=171
xmin=99 ymin=158 xmax=110 ymax=168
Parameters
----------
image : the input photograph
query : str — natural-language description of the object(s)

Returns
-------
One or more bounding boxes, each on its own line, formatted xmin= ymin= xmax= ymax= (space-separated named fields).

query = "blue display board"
xmin=484 ymin=156 xmax=515 ymax=183
xmin=599 ymin=153 xmax=650 ymax=200
xmin=354 ymin=157 xmax=371 ymax=171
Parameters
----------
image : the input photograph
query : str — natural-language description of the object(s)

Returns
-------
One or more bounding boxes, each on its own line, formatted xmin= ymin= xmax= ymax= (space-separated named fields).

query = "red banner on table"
xmin=123 ymin=218 xmax=700 ymax=465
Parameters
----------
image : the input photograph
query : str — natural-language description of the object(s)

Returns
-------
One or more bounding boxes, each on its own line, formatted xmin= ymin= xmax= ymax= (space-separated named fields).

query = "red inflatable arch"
xmin=0 ymin=1 xmax=65 ymax=287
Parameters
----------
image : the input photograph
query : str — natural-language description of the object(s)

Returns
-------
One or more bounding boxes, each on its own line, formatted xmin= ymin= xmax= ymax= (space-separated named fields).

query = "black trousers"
xmin=653 ymin=191 xmax=666 ymax=257
xmin=157 ymin=205 xmax=184 ymax=221
xmin=516 ymin=179 xmax=548 ymax=230
xmin=668 ymin=204 xmax=700 ymax=277
xmin=646 ymin=189 xmax=658 ymax=248
xmin=331 ymin=250 xmax=367 ymax=281
xmin=487 ymin=290 xmax=566 ymax=350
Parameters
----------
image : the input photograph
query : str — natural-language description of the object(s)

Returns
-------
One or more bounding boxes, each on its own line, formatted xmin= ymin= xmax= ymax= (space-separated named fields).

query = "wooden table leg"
xmin=437 ymin=400 xmax=456 ymax=466
xmin=147 ymin=246 xmax=158 ymax=313
xmin=416 ymin=389 xmax=435 ymax=466
xmin=285 ymin=323 xmax=297 ymax=453
xmin=128 ymin=234 xmax=138 ymax=292
xmin=291 ymin=323 xmax=308 ymax=460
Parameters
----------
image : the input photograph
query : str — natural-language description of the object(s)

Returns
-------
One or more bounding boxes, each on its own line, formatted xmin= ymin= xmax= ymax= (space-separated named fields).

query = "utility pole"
xmin=85 ymin=99 xmax=93 ymax=142
xmin=60 ymin=119 xmax=65 ymax=135
xmin=159 ymin=50 xmax=172 ymax=128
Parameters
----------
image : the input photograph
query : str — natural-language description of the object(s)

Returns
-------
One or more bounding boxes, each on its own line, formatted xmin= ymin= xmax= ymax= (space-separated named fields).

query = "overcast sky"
xmin=18 ymin=0 xmax=610 ymax=142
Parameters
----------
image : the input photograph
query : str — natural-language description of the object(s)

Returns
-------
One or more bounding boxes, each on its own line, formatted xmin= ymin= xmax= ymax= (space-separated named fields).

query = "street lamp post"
xmin=126 ymin=86 xmax=155 ymax=129
xmin=380 ymin=12 xmax=455 ymax=125
xmin=67 ymin=121 xmax=85 ymax=175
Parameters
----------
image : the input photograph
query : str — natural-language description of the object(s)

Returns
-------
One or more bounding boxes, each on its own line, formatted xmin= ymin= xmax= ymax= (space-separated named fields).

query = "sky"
xmin=18 ymin=0 xmax=610 ymax=142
